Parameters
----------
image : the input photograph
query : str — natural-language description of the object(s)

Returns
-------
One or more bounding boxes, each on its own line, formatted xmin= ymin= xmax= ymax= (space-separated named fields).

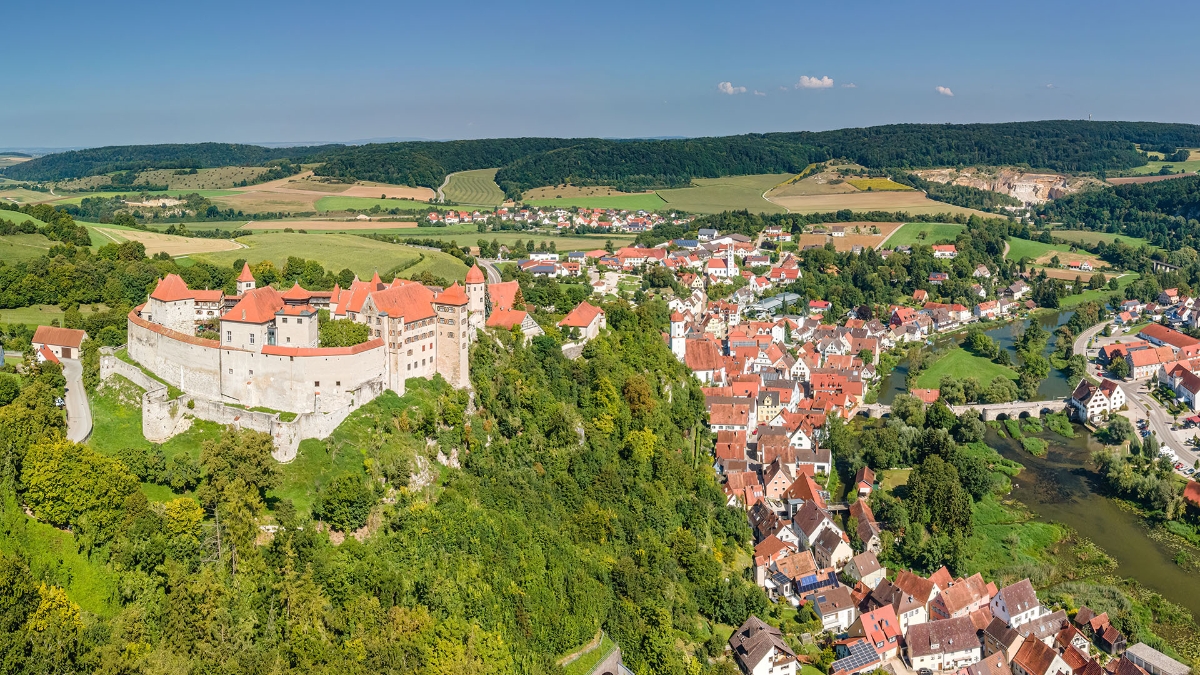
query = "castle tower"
xmin=465 ymin=264 xmax=487 ymax=333
xmin=236 ymin=263 xmax=256 ymax=295
xmin=433 ymin=283 xmax=471 ymax=389
xmin=670 ymin=312 xmax=686 ymax=361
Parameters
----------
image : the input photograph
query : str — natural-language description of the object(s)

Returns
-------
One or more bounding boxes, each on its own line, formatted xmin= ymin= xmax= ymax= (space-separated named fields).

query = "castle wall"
xmin=435 ymin=303 xmax=470 ymax=389
xmin=127 ymin=311 xmax=224 ymax=399
xmin=145 ymin=297 xmax=195 ymax=335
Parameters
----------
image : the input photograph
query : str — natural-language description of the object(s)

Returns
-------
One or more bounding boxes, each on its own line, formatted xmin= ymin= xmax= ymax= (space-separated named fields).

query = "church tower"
xmin=465 ymin=264 xmax=487 ymax=334
xmin=670 ymin=312 xmax=687 ymax=361
xmin=236 ymin=263 xmax=256 ymax=295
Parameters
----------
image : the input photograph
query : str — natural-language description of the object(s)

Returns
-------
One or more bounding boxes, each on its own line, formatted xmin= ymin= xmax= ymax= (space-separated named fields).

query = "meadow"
xmin=1120 ymin=150 xmax=1200 ymax=176
xmin=47 ymin=189 xmax=240 ymax=206
xmin=766 ymin=191 xmax=990 ymax=217
xmin=883 ymin=222 xmax=965 ymax=247
xmin=1005 ymin=237 xmax=1104 ymax=267
xmin=0 ymin=233 xmax=58 ymax=262
xmin=656 ymin=174 xmax=790 ymax=214
xmin=191 ymin=232 xmax=469 ymax=281
xmin=0 ymin=304 xmax=106 ymax=328
xmin=82 ymin=223 xmax=243 ymax=257
xmin=915 ymin=348 xmax=1017 ymax=388
xmin=1057 ymin=272 xmax=1140 ymax=309
xmin=138 ymin=167 xmax=270 ymax=190
xmin=314 ymin=196 xmax=454 ymax=213
xmin=442 ymin=168 xmax=506 ymax=207
xmin=1047 ymin=229 xmax=1156 ymax=250
xmin=375 ymin=229 xmax=635 ymax=254
xmin=0 ymin=187 xmax=56 ymax=205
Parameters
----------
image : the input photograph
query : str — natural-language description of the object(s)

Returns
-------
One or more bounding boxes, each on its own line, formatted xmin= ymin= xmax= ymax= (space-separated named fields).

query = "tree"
xmin=1099 ymin=415 xmax=1134 ymax=446
xmin=1109 ymin=356 xmax=1131 ymax=379
xmin=198 ymin=428 xmax=279 ymax=508
xmin=20 ymin=439 xmax=138 ymax=544
xmin=313 ymin=473 xmax=376 ymax=532
xmin=925 ymin=401 xmax=956 ymax=431
xmin=319 ymin=318 xmax=370 ymax=348
xmin=906 ymin=455 xmax=973 ymax=537
xmin=891 ymin=394 xmax=926 ymax=428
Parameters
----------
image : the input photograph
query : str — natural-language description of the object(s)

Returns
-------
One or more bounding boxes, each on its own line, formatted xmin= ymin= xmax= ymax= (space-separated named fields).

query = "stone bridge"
xmin=861 ymin=398 xmax=1069 ymax=421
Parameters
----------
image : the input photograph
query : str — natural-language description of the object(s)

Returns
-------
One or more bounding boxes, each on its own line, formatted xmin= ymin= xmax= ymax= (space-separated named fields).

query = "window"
xmin=249 ymin=333 xmax=255 ymax=344
xmin=282 ymin=318 xmax=288 ymax=324
xmin=314 ymin=381 xmax=320 ymax=387
xmin=249 ymin=369 xmax=254 ymax=375
xmin=407 ymin=363 xmax=411 ymax=371
xmin=228 ymin=368 xmax=233 ymax=374
xmin=297 ymin=318 xmax=302 ymax=324
xmin=448 ymin=332 xmax=454 ymax=338
xmin=422 ymin=358 xmax=426 ymax=366
xmin=376 ymin=317 xmax=381 ymax=325
xmin=226 ymin=331 xmax=232 ymax=342
xmin=286 ymin=337 xmax=291 ymax=343
xmin=407 ymin=349 xmax=412 ymax=356
xmin=336 ymin=381 xmax=340 ymax=386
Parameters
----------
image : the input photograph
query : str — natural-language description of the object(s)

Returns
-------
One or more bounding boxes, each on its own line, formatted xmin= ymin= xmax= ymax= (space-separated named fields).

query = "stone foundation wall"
xmin=101 ymin=350 xmax=383 ymax=462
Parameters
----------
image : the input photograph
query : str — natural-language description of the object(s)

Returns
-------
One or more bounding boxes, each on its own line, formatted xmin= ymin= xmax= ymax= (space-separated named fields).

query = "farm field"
xmin=766 ymin=191 xmax=990 ymax=217
xmin=525 ymin=193 xmax=668 ymax=211
xmin=1046 ymin=230 xmax=1155 ymax=250
xmin=191 ymin=233 xmax=468 ymax=281
xmin=1035 ymin=267 xmax=1104 ymax=282
xmin=656 ymin=174 xmax=791 ymax=214
xmin=0 ymin=154 xmax=31 ymax=168
xmin=379 ymin=230 xmax=635 ymax=254
xmin=242 ymin=219 xmax=418 ymax=230
xmin=314 ymin=195 xmax=439 ymax=213
xmin=0 ymin=304 xmax=107 ymax=327
xmin=915 ymin=347 xmax=1017 ymax=389
xmin=1005 ymin=237 xmax=1105 ymax=267
xmin=796 ymin=222 xmax=903 ymax=251
xmin=845 ymin=177 xmax=912 ymax=191
xmin=46 ymin=189 xmax=240 ymax=206
xmin=884 ymin=222 xmax=965 ymax=247
xmin=1 ymin=187 xmax=57 ymax=204
xmin=442 ymin=169 xmax=505 ymax=207
xmin=1120 ymin=150 xmax=1200 ymax=176
xmin=0 ymin=233 xmax=57 ymax=262
xmin=89 ymin=226 xmax=243 ymax=257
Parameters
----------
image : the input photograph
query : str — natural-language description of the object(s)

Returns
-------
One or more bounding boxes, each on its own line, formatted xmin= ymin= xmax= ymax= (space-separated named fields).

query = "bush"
xmin=1045 ymin=412 xmax=1075 ymax=438
xmin=1022 ymin=437 xmax=1048 ymax=457
xmin=313 ymin=473 xmax=376 ymax=532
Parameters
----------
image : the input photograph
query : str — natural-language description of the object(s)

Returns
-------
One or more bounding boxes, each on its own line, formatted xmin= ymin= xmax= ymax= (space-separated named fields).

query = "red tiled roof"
xmin=150 ymin=274 xmax=193 ymax=302
xmin=282 ymin=283 xmax=312 ymax=301
xmin=559 ymin=301 xmax=604 ymax=328
xmin=370 ymin=283 xmax=436 ymax=322
xmin=221 ymin=286 xmax=285 ymax=324
xmin=436 ymin=282 xmax=469 ymax=306
xmin=1184 ymin=481 xmax=1200 ymax=507
xmin=37 ymin=344 xmax=60 ymax=364
xmin=466 ymin=264 xmax=485 ymax=284
xmin=260 ymin=338 xmax=384 ymax=357
xmin=488 ymin=281 xmax=520 ymax=312
xmin=191 ymin=289 xmax=224 ymax=302
xmin=910 ymin=388 xmax=940 ymax=404
xmin=237 ymin=263 xmax=255 ymax=283
xmin=486 ymin=309 xmax=528 ymax=330
xmin=32 ymin=325 xmax=86 ymax=349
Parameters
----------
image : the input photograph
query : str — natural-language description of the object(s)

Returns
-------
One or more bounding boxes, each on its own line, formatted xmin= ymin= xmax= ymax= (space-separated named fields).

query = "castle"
xmin=127 ymin=262 xmax=496 ymax=417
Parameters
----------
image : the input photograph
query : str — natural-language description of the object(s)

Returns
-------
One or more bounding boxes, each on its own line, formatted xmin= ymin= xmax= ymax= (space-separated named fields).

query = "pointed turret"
xmin=236 ymin=262 xmax=256 ymax=294
xmin=466 ymin=264 xmax=485 ymax=285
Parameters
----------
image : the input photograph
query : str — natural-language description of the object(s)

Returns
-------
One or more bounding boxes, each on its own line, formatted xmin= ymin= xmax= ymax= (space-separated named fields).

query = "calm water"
xmin=991 ymin=429 xmax=1200 ymax=618
xmin=878 ymin=310 xmax=1075 ymax=405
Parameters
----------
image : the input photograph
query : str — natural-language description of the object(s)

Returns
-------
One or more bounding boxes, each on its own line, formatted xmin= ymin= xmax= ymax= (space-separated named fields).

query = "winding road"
xmin=477 ymin=258 xmax=503 ymax=284
xmin=62 ymin=358 xmax=92 ymax=442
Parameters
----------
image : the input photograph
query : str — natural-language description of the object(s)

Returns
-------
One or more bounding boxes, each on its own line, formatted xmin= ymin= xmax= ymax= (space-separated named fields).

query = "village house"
xmin=932 ymin=244 xmax=958 ymax=259
xmin=31 ymin=325 xmax=88 ymax=360
xmin=991 ymin=579 xmax=1048 ymax=628
xmin=806 ymin=586 xmax=858 ymax=634
xmin=847 ymin=605 xmax=903 ymax=661
xmin=1010 ymin=636 xmax=1073 ymax=675
xmin=905 ymin=616 xmax=982 ymax=672
xmin=1068 ymin=379 xmax=1125 ymax=423
xmin=845 ymin=551 xmax=886 ymax=589
xmin=729 ymin=616 xmax=799 ymax=675
xmin=558 ymin=301 xmax=606 ymax=342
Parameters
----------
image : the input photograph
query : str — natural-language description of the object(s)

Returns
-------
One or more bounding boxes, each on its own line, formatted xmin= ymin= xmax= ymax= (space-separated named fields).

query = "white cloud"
xmin=718 ymin=81 xmax=746 ymax=95
xmin=841 ymin=83 xmax=857 ymax=88
xmin=935 ymin=86 xmax=954 ymax=97
xmin=796 ymin=75 xmax=834 ymax=89
xmin=1045 ymin=83 xmax=1055 ymax=89
xmin=779 ymin=86 xmax=788 ymax=92
xmin=754 ymin=90 xmax=766 ymax=96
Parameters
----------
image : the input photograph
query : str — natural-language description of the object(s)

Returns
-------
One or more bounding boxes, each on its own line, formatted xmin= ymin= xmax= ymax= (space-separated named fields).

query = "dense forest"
xmin=1039 ymin=175 xmax=1200 ymax=250
xmin=0 ymin=143 xmax=338 ymax=181
xmin=12 ymin=121 xmax=1200 ymax=195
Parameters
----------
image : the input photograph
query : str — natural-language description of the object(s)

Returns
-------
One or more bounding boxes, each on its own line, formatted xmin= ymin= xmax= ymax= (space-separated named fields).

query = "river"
xmin=878 ymin=310 xmax=1076 ymax=405
xmin=991 ymin=428 xmax=1200 ymax=618
xmin=874 ymin=309 xmax=1200 ymax=616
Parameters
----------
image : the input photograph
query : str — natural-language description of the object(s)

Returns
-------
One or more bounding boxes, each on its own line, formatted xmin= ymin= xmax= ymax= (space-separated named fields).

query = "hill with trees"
xmin=1039 ymin=174 xmax=1200 ymax=250
xmin=11 ymin=121 xmax=1200 ymax=195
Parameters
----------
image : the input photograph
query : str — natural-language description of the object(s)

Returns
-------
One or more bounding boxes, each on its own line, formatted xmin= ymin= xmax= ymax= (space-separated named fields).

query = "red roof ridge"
xmin=260 ymin=338 xmax=383 ymax=357
xmin=150 ymin=273 xmax=193 ymax=302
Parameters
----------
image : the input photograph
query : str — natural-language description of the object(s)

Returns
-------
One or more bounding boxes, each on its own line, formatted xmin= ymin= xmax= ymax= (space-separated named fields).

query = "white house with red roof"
xmin=559 ymin=301 xmax=606 ymax=342
xmin=31 ymin=326 xmax=88 ymax=361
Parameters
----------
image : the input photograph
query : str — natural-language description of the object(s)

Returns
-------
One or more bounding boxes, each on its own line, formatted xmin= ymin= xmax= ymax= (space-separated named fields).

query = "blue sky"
xmin=4 ymin=0 xmax=1199 ymax=148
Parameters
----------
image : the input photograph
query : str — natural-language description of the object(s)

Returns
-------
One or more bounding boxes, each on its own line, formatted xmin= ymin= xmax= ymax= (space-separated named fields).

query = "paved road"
xmin=1080 ymin=320 xmax=1199 ymax=471
xmin=477 ymin=258 xmax=503 ymax=284
xmin=61 ymin=358 xmax=92 ymax=442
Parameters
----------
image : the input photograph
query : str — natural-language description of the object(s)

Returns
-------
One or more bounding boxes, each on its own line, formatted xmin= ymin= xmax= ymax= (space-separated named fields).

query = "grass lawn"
xmin=1005 ymin=237 xmax=1101 ymax=265
xmin=0 ymin=303 xmax=107 ymax=328
xmin=1057 ymin=273 xmax=1140 ymax=309
xmin=191 ymin=232 xmax=469 ymax=281
xmin=964 ymin=493 xmax=1066 ymax=576
xmin=0 ymin=233 xmax=57 ymax=262
xmin=845 ymin=177 xmax=913 ymax=191
xmin=525 ymin=193 xmax=668 ymax=211
xmin=886 ymin=222 xmax=965 ymax=247
xmin=916 ymin=347 xmax=1018 ymax=389
xmin=561 ymin=633 xmax=616 ymax=675
xmin=1123 ymin=152 xmax=1200 ymax=176
xmin=879 ymin=468 xmax=911 ymax=495
xmin=1047 ymin=230 xmax=1156 ymax=251
xmin=655 ymin=174 xmax=791 ymax=214
xmin=0 ymin=508 xmax=119 ymax=618
xmin=87 ymin=375 xmax=223 ymax=469
xmin=442 ymin=169 xmax=506 ymax=207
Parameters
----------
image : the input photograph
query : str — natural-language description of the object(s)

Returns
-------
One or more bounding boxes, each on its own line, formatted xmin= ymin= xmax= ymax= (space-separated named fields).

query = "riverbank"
xmin=988 ymin=427 xmax=1200 ymax=663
